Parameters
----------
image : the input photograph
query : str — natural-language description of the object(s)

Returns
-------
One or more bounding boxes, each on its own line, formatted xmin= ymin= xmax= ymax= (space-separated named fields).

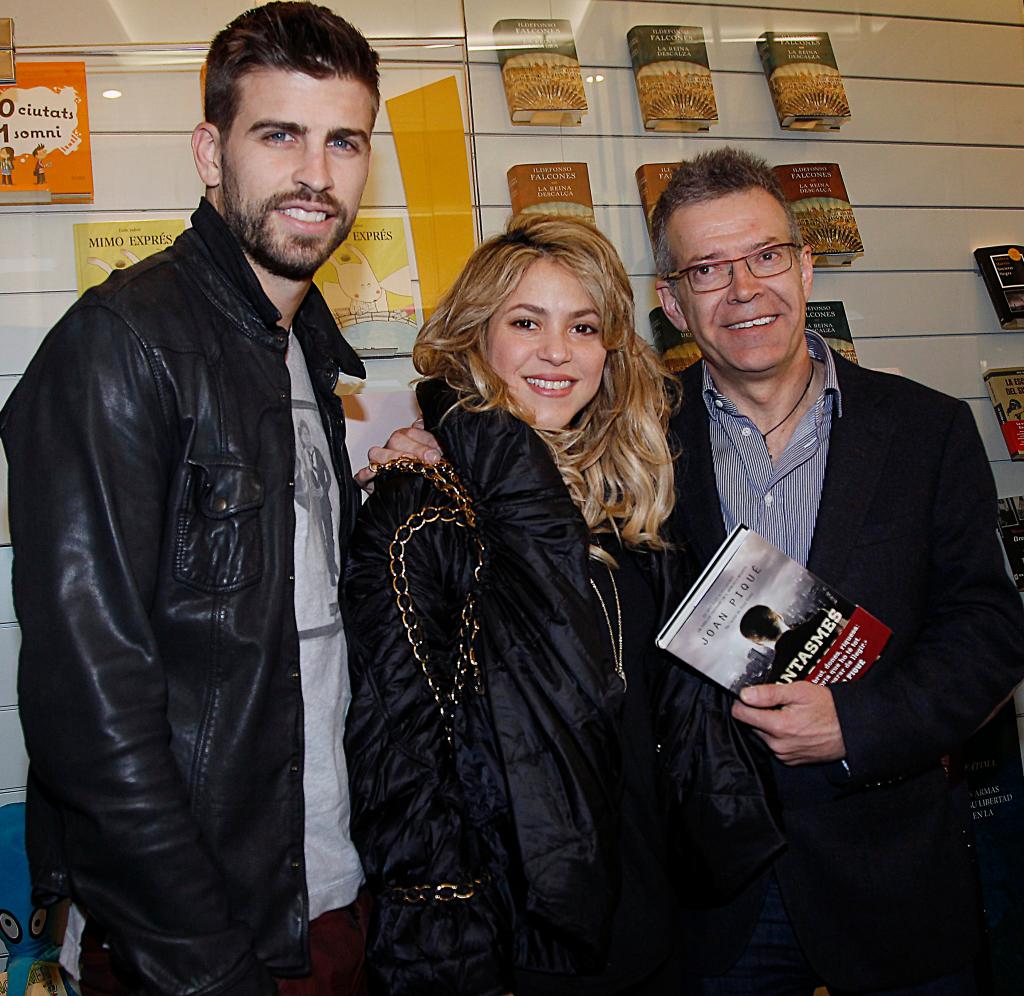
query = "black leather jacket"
xmin=1 ymin=199 xmax=365 ymax=995
xmin=344 ymin=381 xmax=783 ymax=995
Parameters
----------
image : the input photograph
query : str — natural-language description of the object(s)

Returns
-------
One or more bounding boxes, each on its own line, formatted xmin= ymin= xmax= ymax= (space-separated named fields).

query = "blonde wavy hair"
xmin=413 ymin=215 xmax=676 ymax=551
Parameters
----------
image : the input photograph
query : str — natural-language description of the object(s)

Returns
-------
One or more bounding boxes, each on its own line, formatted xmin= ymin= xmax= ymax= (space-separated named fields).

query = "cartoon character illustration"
xmin=31 ymin=144 xmax=50 ymax=185
xmin=0 ymin=802 xmax=77 ymax=995
xmin=0 ymin=147 xmax=14 ymax=186
xmin=321 ymin=244 xmax=413 ymax=327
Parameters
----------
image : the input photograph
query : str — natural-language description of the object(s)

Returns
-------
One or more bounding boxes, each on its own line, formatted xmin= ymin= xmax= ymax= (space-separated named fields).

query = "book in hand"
xmin=656 ymin=525 xmax=890 ymax=693
xmin=996 ymin=496 xmax=1024 ymax=591
xmin=627 ymin=25 xmax=717 ymax=132
xmin=974 ymin=246 xmax=1024 ymax=330
xmin=756 ymin=31 xmax=851 ymax=131
xmin=805 ymin=300 xmax=858 ymax=364
xmin=773 ymin=163 xmax=863 ymax=267
xmin=493 ymin=18 xmax=587 ymax=126
xmin=983 ymin=367 xmax=1024 ymax=461
xmin=507 ymin=162 xmax=595 ymax=223
xmin=0 ymin=61 xmax=93 ymax=204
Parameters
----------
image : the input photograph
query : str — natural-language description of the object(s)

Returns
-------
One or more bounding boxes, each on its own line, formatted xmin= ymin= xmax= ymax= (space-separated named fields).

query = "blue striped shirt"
xmin=702 ymin=331 xmax=844 ymax=566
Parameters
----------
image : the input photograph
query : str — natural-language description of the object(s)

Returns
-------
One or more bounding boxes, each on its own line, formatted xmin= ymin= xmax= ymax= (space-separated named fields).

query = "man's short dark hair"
xmin=204 ymin=2 xmax=381 ymax=133
xmin=740 ymin=604 xmax=784 ymax=642
xmin=651 ymin=147 xmax=803 ymax=277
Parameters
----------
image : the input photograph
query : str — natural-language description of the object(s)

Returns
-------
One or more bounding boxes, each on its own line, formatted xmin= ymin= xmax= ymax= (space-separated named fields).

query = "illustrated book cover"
xmin=983 ymin=367 xmax=1024 ymax=461
xmin=756 ymin=31 xmax=851 ymax=131
xmin=312 ymin=214 xmax=419 ymax=358
xmin=73 ymin=218 xmax=187 ymax=295
xmin=649 ymin=306 xmax=701 ymax=372
xmin=493 ymin=18 xmax=587 ymax=126
xmin=635 ymin=162 xmax=680 ymax=244
xmin=805 ymin=300 xmax=858 ymax=364
xmin=507 ymin=162 xmax=595 ymax=223
xmin=0 ymin=61 xmax=92 ymax=204
xmin=627 ymin=25 xmax=716 ymax=132
xmin=773 ymin=163 xmax=863 ymax=266
xmin=995 ymin=496 xmax=1024 ymax=591
xmin=656 ymin=524 xmax=890 ymax=693
xmin=974 ymin=245 xmax=1024 ymax=330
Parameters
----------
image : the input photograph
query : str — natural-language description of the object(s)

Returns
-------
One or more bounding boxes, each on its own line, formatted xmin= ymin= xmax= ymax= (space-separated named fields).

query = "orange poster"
xmin=0 ymin=61 xmax=93 ymax=204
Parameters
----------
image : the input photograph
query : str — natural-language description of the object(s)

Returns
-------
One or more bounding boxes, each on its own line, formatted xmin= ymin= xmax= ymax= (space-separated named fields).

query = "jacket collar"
xmin=183 ymin=198 xmax=365 ymax=380
xmin=671 ymin=362 xmax=727 ymax=568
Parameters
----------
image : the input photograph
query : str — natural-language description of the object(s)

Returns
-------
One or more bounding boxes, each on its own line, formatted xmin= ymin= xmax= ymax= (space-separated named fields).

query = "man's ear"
xmin=656 ymin=279 xmax=689 ymax=333
xmin=192 ymin=122 xmax=223 ymax=190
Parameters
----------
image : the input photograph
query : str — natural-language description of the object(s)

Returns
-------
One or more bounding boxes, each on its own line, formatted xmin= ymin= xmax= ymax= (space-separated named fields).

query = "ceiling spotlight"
xmin=102 ymin=89 xmax=122 ymax=99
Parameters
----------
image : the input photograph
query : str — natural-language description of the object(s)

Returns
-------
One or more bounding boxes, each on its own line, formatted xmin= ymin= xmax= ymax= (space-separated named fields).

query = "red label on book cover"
xmin=806 ymin=606 xmax=889 ymax=685
xmin=1000 ymin=422 xmax=1024 ymax=460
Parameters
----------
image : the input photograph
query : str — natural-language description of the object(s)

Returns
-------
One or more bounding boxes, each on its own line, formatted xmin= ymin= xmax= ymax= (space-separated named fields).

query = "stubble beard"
xmin=219 ymin=154 xmax=354 ymax=281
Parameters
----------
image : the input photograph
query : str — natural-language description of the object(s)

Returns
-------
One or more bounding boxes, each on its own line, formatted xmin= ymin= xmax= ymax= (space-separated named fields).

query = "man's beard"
xmin=220 ymin=156 xmax=353 ymax=281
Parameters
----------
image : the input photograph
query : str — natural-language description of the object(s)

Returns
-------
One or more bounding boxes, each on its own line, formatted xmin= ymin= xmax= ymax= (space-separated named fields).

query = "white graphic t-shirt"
xmin=287 ymin=336 xmax=363 ymax=919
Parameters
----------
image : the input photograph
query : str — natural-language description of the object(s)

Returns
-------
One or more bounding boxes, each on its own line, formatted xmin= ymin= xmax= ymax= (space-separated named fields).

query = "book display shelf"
xmin=0 ymin=0 xmax=1022 ymax=800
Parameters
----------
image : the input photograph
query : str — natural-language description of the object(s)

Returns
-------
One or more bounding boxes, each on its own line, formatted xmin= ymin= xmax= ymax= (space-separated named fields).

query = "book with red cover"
xmin=657 ymin=524 xmax=890 ymax=693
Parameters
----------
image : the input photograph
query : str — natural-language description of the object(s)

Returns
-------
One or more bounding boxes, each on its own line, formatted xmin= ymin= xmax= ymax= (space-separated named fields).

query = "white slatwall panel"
xmin=0 ymin=0 xmax=1021 ymax=802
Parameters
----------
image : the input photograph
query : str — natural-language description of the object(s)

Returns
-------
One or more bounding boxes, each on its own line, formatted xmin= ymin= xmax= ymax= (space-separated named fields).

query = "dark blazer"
xmin=671 ymin=354 xmax=1024 ymax=991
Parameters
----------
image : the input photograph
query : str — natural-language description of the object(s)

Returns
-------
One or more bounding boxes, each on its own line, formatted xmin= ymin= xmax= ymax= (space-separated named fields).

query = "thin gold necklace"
xmin=589 ymin=564 xmax=626 ymax=689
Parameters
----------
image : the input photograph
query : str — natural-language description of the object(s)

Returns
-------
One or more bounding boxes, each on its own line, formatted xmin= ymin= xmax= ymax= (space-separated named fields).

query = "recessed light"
xmin=102 ymin=89 xmax=122 ymax=99
xmin=584 ymin=74 xmax=605 ymax=83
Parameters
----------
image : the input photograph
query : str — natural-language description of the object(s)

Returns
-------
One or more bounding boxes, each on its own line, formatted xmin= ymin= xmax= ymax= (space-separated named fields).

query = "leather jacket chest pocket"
xmin=175 ymin=458 xmax=264 ymax=592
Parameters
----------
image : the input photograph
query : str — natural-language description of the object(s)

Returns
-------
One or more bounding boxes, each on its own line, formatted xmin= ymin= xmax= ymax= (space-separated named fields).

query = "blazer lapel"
xmin=807 ymin=356 xmax=893 ymax=584
xmin=672 ymin=364 xmax=727 ymax=569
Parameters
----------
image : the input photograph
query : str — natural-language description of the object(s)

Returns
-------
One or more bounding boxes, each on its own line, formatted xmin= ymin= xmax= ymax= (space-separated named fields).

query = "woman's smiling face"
xmin=484 ymin=258 xmax=608 ymax=430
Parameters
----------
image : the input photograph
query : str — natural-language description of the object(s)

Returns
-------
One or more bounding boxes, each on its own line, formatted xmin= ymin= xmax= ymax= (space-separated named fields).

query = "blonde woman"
xmin=344 ymin=217 xmax=781 ymax=995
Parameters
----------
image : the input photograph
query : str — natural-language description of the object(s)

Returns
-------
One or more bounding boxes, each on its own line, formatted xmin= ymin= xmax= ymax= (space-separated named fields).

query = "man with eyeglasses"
xmin=653 ymin=147 xmax=1023 ymax=995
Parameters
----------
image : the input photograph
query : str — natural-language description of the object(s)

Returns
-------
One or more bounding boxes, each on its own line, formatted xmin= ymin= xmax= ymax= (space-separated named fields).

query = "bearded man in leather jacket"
xmin=0 ymin=5 xmax=380 ymax=993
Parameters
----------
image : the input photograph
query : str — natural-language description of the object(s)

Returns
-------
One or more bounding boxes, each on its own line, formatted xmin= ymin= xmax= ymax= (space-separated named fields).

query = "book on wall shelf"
xmin=995 ymin=496 xmax=1024 ymax=591
xmin=0 ymin=61 xmax=93 ymax=204
xmin=0 ymin=18 xmax=14 ymax=84
xmin=627 ymin=25 xmax=717 ymax=132
xmin=649 ymin=306 xmax=701 ymax=373
xmin=493 ymin=18 xmax=587 ymax=126
xmin=507 ymin=162 xmax=595 ymax=223
xmin=756 ymin=31 xmax=851 ymax=131
xmin=635 ymin=162 xmax=681 ymax=244
xmin=773 ymin=163 xmax=863 ymax=267
xmin=805 ymin=300 xmax=858 ymax=364
xmin=312 ymin=214 xmax=420 ymax=359
xmin=656 ymin=525 xmax=890 ymax=694
xmin=983 ymin=367 xmax=1024 ymax=461
xmin=73 ymin=219 xmax=187 ymax=295
xmin=974 ymin=246 xmax=1024 ymax=330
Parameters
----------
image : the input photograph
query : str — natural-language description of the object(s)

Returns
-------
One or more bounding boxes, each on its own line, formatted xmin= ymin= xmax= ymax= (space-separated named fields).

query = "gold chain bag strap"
xmin=375 ymin=458 xmax=486 ymax=747
xmin=374 ymin=458 xmax=488 ymax=905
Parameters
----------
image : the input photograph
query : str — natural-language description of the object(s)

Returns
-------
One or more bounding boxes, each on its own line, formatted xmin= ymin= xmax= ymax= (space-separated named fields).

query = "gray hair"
xmin=651 ymin=147 xmax=803 ymax=277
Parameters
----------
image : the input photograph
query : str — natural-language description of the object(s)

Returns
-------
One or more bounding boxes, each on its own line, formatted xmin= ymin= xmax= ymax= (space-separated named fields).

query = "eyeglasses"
xmin=663 ymin=243 xmax=801 ymax=293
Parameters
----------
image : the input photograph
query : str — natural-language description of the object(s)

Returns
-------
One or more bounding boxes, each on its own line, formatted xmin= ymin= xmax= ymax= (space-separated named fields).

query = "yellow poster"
xmin=313 ymin=215 xmax=419 ymax=358
xmin=73 ymin=218 xmax=186 ymax=295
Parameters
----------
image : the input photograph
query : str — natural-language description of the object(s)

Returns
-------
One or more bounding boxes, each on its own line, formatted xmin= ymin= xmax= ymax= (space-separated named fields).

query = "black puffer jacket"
xmin=344 ymin=380 xmax=783 ymax=995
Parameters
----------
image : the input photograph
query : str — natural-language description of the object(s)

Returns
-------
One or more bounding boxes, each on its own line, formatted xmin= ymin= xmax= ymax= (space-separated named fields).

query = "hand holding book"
xmin=733 ymin=681 xmax=847 ymax=765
